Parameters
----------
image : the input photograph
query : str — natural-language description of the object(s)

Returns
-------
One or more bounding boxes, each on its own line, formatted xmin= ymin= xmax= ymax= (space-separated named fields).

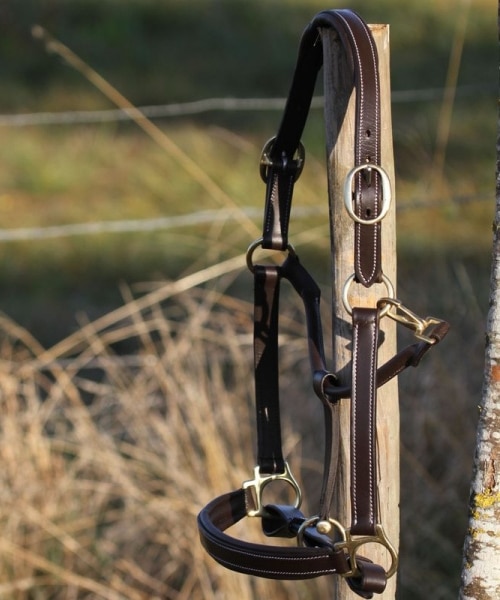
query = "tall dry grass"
xmin=0 ymin=264 xmax=336 ymax=599
xmin=0 ymin=246 xmax=486 ymax=599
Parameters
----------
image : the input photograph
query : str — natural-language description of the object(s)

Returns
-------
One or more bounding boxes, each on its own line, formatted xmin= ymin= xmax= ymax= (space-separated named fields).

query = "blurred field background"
xmin=0 ymin=0 xmax=497 ymax=598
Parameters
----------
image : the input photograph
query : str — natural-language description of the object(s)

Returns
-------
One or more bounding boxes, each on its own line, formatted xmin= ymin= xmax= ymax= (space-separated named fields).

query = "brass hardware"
xmin=243 ymin=462 xmax=302 ymax=518
xmin=246 ymin=237 xmax=297 ymax=273
xmin=260 ymin=137 xmax=305 ymax=183
xmin=342 ymin=273 xmax=395 ymax=316
xmin=335 ymin=524 xmax=399 ymax=579
xmin=296 ymin=515 xmax=347 ymax=547
xmin=343 ymin=163 xmax=392 ymax=225
xmin=378 ymin=297 xmax=443 ymax=344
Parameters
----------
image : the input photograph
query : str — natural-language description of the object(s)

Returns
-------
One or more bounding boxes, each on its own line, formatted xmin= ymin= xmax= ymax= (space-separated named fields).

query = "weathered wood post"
xmin=321 ymin=24 xmax=399 ymax=600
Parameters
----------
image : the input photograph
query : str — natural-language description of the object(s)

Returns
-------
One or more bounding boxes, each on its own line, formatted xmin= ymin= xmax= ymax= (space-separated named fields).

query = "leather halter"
xmin=198 ymin=9 xmax=449 ymax=598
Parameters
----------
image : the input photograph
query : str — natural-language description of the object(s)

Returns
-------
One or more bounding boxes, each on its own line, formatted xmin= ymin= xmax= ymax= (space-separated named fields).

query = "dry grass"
xmin=0 ymin=243 xmax=487 ymax=599
xmin=0 ymin=261 xmax=337 ymax=599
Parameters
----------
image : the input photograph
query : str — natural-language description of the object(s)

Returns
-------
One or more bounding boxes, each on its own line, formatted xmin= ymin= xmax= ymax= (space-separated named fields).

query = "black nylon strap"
xmin=254 ymin=265 xmax=285 ymax=474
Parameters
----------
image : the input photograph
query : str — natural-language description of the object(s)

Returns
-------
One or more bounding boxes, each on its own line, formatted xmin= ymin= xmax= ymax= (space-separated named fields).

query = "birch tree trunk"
xmin=458 ymin=42 xmax=500 ymax=597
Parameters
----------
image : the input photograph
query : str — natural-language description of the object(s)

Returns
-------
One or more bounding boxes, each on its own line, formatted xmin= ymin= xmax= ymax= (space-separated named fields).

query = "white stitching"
xmin=368 ymin=314 xmax=377 ymax=525
xmin=215 ymin=555 xmax=338 ymax=576
xmin=351 ymin=319 xmax=359 ymax=527
xmin=338 ymin=12 xmax=381 ymax=285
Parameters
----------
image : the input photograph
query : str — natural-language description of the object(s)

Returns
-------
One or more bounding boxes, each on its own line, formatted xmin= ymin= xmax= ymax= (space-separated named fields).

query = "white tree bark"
xmin=458 ymin=112 xmax=500 ymax=598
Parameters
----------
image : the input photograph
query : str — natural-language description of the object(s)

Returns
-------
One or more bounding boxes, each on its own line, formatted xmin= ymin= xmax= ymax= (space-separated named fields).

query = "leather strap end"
xmin=347 ymin=558 xmax=387 ymax=598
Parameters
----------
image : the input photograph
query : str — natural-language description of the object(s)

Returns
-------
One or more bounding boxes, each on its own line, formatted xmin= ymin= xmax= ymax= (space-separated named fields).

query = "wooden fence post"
xmin=321 ymin=24 xmax=399 ymax=600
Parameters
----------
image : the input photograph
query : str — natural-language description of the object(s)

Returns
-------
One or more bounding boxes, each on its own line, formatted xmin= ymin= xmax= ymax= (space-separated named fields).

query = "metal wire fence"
xmin=0 ymin=84 xmax=494 ymax=127
xmin=0 ymin=86 xmax=493 ymax=244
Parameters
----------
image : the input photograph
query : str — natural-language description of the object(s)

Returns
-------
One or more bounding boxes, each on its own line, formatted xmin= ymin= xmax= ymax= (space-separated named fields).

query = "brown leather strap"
xmin=261 ymin=9 xmax=383 ymax=286
xmin=332 ymin=10 xmax=383 ymax=287
xmin=350 ymin=308 xmax=380 ymax=536
xmin=198 ymin=491 xmax=388 ymax=596
xmin=198 ymin=490 xmax=352 ymax=580
xmin=320 ymin=319 xmax=450 ymax=401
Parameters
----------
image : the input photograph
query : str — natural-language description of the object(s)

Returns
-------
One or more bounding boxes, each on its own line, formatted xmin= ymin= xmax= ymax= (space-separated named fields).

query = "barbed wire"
xmin=0 ymin=84 xmax=495 ymax=127
xmin=0 ymin=194 xmax=490 ymax=244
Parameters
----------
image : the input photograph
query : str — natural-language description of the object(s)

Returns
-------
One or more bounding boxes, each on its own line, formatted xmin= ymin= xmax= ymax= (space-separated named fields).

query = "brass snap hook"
xmin=378 ymin=297 xmax=444 ymax=344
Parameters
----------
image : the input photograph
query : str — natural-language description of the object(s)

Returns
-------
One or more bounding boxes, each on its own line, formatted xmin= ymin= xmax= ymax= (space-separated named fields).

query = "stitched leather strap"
xmin=261 ymin=9 xmax=383 ymax=286
xmin=351 ymin=308 xmax=379 ymax=535
xmin=198 ymin=490 xmax=351 ymax=580
xmin=198 ymin=490 xmax=386 ymax=597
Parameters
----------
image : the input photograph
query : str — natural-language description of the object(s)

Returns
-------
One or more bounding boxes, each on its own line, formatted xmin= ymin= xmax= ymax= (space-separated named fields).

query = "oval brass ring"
xmin=246 ymin=237 xmax=297 ymax=274
xmin=342 ymin=273 xmax=395 ymax=316
xmin=343 ymin=163 xmax=392 ymax=225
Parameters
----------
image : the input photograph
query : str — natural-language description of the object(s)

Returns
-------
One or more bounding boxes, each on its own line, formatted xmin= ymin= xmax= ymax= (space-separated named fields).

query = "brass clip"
xmin=296 ymin=515 xmax=347 ymax=546
xmin=378 ymin=297 xmax=443 ymax=344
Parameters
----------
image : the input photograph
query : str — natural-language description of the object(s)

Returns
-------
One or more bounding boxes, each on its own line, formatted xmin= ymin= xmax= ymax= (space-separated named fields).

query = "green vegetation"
xmin=0 ymin=0 xmax=495 ymax=343
xmin=0 ymin=0 xmax=497 ymax=597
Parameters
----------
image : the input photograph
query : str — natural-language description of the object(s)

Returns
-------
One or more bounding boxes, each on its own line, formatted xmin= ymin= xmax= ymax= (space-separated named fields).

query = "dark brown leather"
xmin=197 ymin=7 xmax=450 ymax=598
xmin=198 ymin=490 xmax=352 ymax=580
xmin=260 ymin=9 xmax=383 ymax=286
xmin=350 ymin=308 xmax=380 ymax=536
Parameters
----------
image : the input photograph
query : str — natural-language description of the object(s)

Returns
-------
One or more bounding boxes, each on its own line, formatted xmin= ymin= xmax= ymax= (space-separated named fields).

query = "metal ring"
xmin=343 ymin=164 xmax=392 ymax=225
xmin=342 ymin=273 xmax=395 ymax=316
xmin=260 ymin=137 xmax=306 ymax=183
xmin=246 ymin=237 xmax=297 ymax=273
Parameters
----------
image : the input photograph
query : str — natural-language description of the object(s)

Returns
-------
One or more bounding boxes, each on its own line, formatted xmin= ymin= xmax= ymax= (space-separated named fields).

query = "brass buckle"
xmin=334 ymin=524 xmax=399 ymax=579
xmin=378 ymin=297 xmax=443 ymax=344
xmin=242 ymin=462 xmax=302 ymax=518
xmin=343 ymin=163 xmax=392 ymax=225
xmin=259 ymin=137 xmax=305 ymax=183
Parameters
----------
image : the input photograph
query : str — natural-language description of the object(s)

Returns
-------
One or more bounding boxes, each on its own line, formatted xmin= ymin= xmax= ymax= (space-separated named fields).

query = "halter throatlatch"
xmin=198 ymin=9 xmax=449 ymax=597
